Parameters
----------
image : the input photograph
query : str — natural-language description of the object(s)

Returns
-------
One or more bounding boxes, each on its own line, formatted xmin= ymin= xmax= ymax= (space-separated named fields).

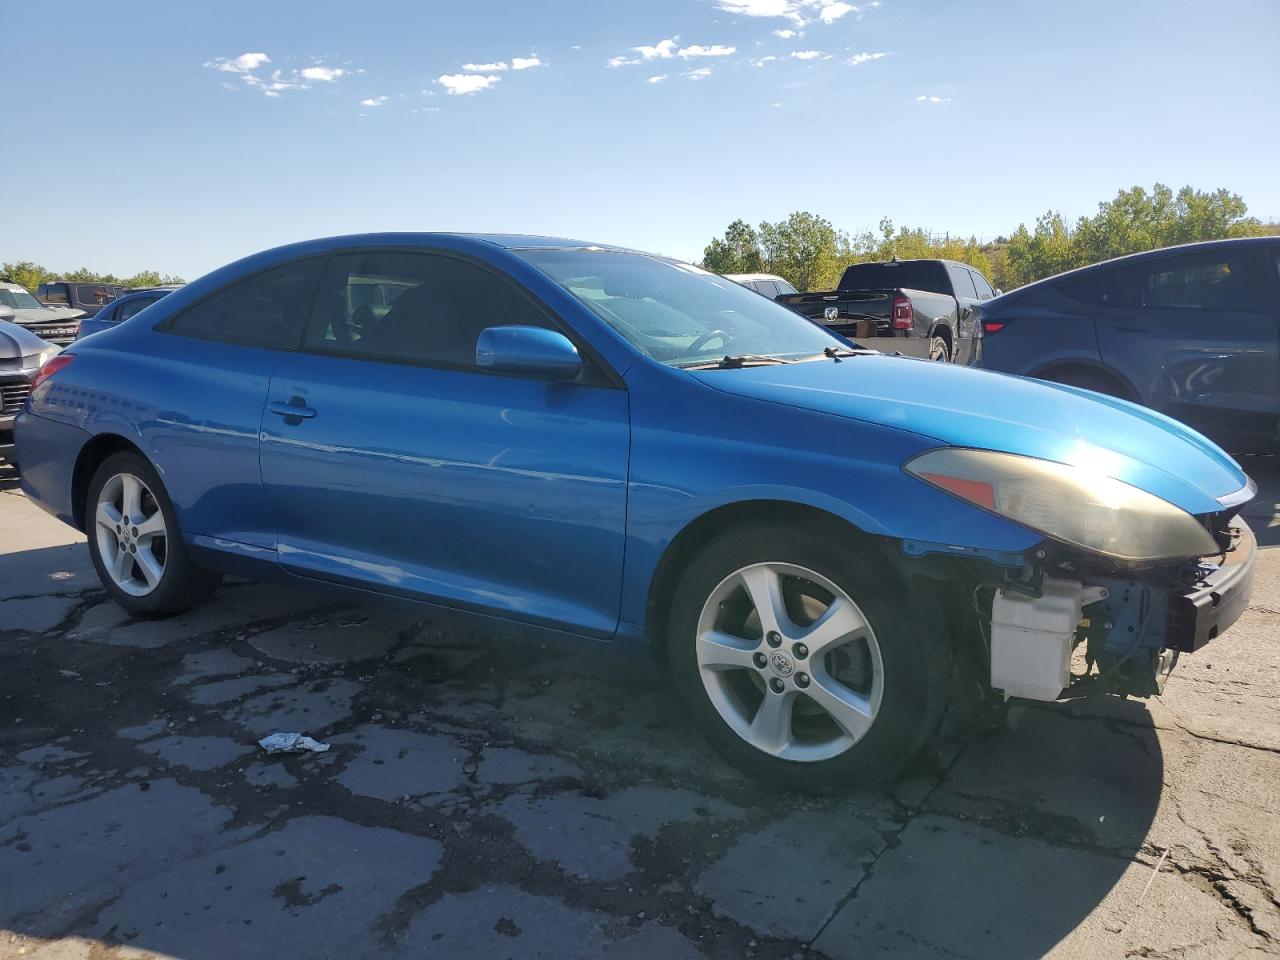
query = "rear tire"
xmin=665 ymin=523 xmax=949 ymax=793
xmin=928 ymin=336 xmax=950 ymax=362
xmin=85 ymin=452 xmax=220 ymax=616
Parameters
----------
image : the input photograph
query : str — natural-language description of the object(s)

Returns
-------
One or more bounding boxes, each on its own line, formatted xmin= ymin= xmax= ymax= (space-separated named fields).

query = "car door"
xmin=1093 ymin=246 xmax=1280 ymax=447
xmin=258 ymin=248 xmax=631 ymax=638
xmin=144 ymin=256 xmax=326 ymax=553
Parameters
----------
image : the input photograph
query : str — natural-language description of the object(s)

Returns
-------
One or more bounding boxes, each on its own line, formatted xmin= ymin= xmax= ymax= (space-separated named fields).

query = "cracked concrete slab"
xmin=136 ymin=734 xmax=254 ymax=772
xmin=87 ymin=816 xmax=443 ymax=960
xmin=0 ymin=780 xmax=234 ymax=936
xmin=493 ymin=785 xmax=739 ymax=881
xmin=228 ymin=677 xmax=363 ymax=736
xmin=0 ymin=595 xmax=74 ymax=633
xmin=330 ymin=724 xmax=469 ymax=801
xmin=397 ymin=884 xmax=705 ymax=959
xmin=248 ymin=608 xmax=411 ymax=664
xmin=695 ymin=810 xmax=890 ymax=941
xmin=477 ymin=746 xmax=582 ymax=785
xmin=186 ymin=672 xmax=297 ymax=706
xmin=176 ymin=648 xmax=258 ymax=682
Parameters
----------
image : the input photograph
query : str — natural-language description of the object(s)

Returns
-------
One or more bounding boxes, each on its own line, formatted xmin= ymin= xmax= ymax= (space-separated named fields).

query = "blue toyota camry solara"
xmin=15 ymin=234 xmax=1257 ymax=791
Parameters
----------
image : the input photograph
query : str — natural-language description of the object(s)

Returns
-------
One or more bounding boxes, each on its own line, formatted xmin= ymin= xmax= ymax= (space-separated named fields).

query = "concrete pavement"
xmin=1 ymin=456 xmax=1278 ymax=959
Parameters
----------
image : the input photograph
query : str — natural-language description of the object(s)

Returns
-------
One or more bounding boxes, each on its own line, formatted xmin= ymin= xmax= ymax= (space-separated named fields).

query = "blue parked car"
xmin=76 ymin=285 xmax=182 ymax=340
xmin=971 ymin=237 xmax=1280 ymax=452
xmin=15 ymin=234 xmax=1257 ymax=791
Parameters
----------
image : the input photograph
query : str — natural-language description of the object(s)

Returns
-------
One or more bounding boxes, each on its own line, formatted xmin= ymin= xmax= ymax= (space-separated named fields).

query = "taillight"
xmin=892 ymin=295 xmax=913 ymax=331
xmin=31 ymin=354 xmax=75 ymax=391
xmin=982 ymin=320 xmax=1007 ymax=335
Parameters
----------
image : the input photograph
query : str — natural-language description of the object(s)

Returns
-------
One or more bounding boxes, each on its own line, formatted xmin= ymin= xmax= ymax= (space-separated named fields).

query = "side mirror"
xmin=995 ymin=289 xmax=1003 ymax=297
xmin=476 ymin=326 xmax=583 ymax=380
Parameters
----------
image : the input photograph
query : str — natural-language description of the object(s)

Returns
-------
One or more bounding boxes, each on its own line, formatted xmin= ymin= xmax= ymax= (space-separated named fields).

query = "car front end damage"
xmin=963 ymin=503 xmax=1255 ymax=703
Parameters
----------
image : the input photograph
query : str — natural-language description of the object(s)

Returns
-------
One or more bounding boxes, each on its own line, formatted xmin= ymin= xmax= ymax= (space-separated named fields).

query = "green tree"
xmin=758 ymin=211 xmax=844 ymax=292
xmin=1 ymin=261 xmax=184 ymax=292
xmin=1 ymin=261 xmax=50 ymax=293
xmin=702 ymin=219 xmax=763 ymax=275
xmin=1005 ymin=212 xmax=1078 ymax=287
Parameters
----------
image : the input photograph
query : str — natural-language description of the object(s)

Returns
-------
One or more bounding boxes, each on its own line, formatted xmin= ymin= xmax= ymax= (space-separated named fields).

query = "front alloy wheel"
xmin=667 ymin=523 xmax=947 ymax=792
xmin=695 ymin=562 xmax=884 ymax=762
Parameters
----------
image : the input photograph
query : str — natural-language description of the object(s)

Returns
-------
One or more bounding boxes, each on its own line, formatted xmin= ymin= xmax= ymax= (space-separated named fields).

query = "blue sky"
xmin=5 ymin=0 xmax=1279 ymax=280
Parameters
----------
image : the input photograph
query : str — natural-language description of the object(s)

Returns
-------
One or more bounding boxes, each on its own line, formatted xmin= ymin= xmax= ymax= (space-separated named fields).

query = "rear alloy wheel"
xmin=667 ymin=524 xmax=947 ymax=792
xmin=86 ymin=452 xmax=219 ymax=615
xmin=928 ymin=336 xmax=950 ymax=362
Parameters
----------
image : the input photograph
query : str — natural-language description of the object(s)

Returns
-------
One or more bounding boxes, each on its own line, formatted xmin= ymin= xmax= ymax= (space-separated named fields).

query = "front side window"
xmin=948 ymin=264 xmax=978 ymax=299
xmin=520 ymin=250 xmax=843 ymax=367
xmin=304 ymin=251 xmax=554 ymax=368
xmin=1139 ymin=251 xmax=1261 ymax=312
xmin=167 ymin=258 xmax=323 ymax=348
xmin=0 ymin=288 xmax=44 ymax=310
xmin=970 ymin=271 xmax=995 ymax=300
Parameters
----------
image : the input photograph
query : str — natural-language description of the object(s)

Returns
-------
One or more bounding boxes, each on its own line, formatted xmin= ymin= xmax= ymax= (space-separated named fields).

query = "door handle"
xmin=268 ymin=396 xmax=316 ymax=421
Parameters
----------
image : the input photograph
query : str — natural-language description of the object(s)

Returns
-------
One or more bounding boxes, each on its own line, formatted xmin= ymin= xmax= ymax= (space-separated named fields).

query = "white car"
xmin=723 ymin=273 xmax=798 ymax=299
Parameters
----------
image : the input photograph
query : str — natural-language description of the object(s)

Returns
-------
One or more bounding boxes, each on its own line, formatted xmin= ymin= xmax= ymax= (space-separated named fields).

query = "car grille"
xmin=23 ymin=323 xmax=80 ymax=346
xmin=1 ymin=382 xmax=31 ymax=414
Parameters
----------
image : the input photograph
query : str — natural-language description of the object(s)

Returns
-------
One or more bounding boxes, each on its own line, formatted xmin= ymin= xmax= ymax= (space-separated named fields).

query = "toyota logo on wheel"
xmin=770 ymin=651 xmax=795 ymax=678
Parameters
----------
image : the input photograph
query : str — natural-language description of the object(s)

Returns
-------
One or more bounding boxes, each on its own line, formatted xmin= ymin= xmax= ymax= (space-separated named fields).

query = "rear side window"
xmin=754 ymin=280 xmax=779 ymax=299
xmin=41 ymin=283 xmax=69 ymax=305
xmin=1138 ymin=250 xmax=1263 ymax=312
xmin=304 ymin=250 xmax=555 ymax=369
xmin=75 ymin=284 xmax=119 ymax=307
xmin=1055 ymin=268 xmax=1139 ymax=309
xmin=775 ymin=280 xmax=798 ymax=296
xmin=167 ymin=258 xmax=324 ymax=348
xmin=118 ymin=296 xmax=161 ymax=322
xmin=948 ymin=264 xmax=978 ymax=298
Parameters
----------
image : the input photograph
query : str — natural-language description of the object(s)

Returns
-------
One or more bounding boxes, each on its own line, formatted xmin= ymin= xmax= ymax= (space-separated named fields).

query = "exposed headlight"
xmin=905 ymin=447 xmax=1219 ymax=562
xmin=23 ymin=346 xmax=61 ymax=372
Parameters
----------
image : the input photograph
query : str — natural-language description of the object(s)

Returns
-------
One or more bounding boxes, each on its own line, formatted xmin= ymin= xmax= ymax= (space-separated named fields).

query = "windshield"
xmin=0 ymin=288 xmax=45 ymax=310
xmin=520 ymin=250 xmax=842 ymax=366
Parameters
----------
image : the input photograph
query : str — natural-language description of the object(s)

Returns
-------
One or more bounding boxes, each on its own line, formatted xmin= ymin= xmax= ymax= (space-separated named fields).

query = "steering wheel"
xmin=687 ymin=329 xmax=729 ymax=354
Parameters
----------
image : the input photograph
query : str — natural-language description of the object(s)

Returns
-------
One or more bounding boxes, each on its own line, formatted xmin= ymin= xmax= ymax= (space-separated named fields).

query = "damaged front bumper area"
xmin=986 ymin=519 xmax=1256 ymax=702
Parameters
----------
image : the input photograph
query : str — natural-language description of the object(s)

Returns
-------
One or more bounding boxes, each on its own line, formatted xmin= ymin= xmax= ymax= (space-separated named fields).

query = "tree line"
xmin=1 ymin=261 xmax=185 ymax=294
xmin=701 ymin=184 xmax=1279 ymax=293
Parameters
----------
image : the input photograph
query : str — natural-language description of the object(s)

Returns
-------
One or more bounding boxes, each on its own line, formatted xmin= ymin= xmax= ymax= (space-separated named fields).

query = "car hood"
xmin=0 ymin=319 xmax=53 ymax=360
xmin=691 ymin=354 xmax=1249 ymax=516
xmin=11 ymin=306 xmax=85 ymax=325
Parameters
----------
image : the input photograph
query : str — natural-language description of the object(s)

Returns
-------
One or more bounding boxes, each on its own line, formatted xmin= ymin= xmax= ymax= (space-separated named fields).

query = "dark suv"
xmin=972 ymin=237 xmax=1280 ymax=451
xmin=36 ymin=280 xmax=125 ymax=317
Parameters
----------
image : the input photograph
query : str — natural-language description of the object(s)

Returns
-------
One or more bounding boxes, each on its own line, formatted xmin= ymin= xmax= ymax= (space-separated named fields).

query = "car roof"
xmin=995 ymin=236 xmax=1280 ymax=304
xmin=0 ymin=281 xmax=29 ymax=292
xmin=724 ymin=273 xmax=790 ymax=283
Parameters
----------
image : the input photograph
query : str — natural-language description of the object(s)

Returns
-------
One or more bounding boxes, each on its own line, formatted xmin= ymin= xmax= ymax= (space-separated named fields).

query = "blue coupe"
xmin=15 ymin=234 xmax=1257 ymax=790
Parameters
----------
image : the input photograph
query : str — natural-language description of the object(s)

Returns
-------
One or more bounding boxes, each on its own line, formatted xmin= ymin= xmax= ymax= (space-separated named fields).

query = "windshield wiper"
xmin=678 ymin=354 xmax=800 ymax=370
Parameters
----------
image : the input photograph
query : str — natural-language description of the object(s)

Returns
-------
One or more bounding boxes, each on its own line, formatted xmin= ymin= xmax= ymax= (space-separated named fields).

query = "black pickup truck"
xmin=777 ymin=258 xmax=998 ymax=362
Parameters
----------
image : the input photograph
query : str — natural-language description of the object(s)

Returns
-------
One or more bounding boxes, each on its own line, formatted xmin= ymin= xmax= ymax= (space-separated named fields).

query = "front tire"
xmin=86 ymin=452 xmax=219 ymax=615
xmin=666 ymin=524 xmax=948 ymax=793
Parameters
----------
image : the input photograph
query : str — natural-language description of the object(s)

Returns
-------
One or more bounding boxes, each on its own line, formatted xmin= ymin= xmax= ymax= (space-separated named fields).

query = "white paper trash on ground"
xmin=258 ymin=732 xmax=331 ymax=755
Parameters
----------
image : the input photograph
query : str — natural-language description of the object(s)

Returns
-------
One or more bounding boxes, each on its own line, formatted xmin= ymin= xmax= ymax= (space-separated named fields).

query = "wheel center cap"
xmin=769 ymin=651 xmax=795 ymax=678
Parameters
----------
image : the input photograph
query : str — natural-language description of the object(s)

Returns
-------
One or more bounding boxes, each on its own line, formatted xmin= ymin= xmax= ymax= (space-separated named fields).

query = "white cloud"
xmin=439 ymin=73 xmax=502 ymax=95
xmin=717 ymin=0 xmax=871 ymax=26
xmin=360 ymin=96 xmax=388 ymax=107
xmin=751 ymin=55 xmax=778 ymax=66
xmin=678 ymin=43 xmax=736 ymax=58
xmin=511 ymin=55 xmax=543 ymax=70
xmin=608 ymin=37 xmax=737 ymax=67
xmin=463 ymin=61 xmax=509 ymax=71
xmin=300 ymin=65 xmax=346 ymax=82
xmin=791 ymin=50 xmax=824 ymax=59
xmin=773 ymin=28 xmax=798 ymax=38
xmin=647 ymin=74 xmax=668 ymax=83
xmin=847 ymin=51 xmax=887 ymax=65
xmin=207 ymin=51 xmax=270 ymax=73
xmin=819 ymin=2 xmax=858 ymax=23
xmin=684 ymin=66 xmax=713 ymax=80
xmin=916 ymin=94 xmax=951 ymax=102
